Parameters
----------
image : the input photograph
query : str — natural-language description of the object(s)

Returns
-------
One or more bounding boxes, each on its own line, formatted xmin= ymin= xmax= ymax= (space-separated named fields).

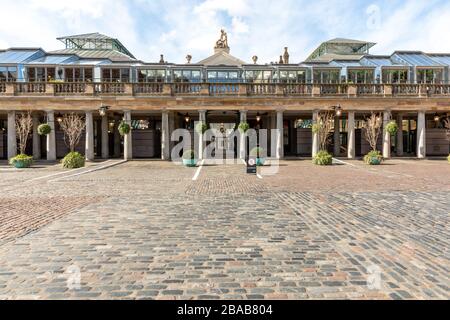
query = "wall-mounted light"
xmin=184 ymin=113 xmax=190 ymax=123
xmin=334 ymin=105 xmax=342 ymax=117
xmin=99 ymin=105 xmax=110 ymax=117
xmin=56 ymin=113 xmax=63 ymax=123
xmin=256 ymin=112 xmax=261 ymax=122
xmin=434 ymin=113 xmax=440 ymax=122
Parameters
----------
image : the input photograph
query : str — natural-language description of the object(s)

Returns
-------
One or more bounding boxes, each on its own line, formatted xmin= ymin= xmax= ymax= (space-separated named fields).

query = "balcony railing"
xmin=356 ymin=84 xmax=384 ymax=95
xmin=1 ymin=82 xmax=450 ymax=98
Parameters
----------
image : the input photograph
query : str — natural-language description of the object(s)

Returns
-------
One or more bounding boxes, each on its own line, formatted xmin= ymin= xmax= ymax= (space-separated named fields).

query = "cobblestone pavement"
xmin=0 ymin=159 xmax=448 ymax=300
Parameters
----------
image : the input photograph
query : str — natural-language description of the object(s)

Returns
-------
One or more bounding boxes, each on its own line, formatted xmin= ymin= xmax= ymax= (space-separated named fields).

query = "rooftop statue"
xmin=215 ymin=29 xmax=229 ymax=49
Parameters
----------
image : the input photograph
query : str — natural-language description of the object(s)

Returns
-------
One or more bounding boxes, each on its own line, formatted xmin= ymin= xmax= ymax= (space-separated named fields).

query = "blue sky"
xmin=0 ymin=0 xmax=449 ymax=63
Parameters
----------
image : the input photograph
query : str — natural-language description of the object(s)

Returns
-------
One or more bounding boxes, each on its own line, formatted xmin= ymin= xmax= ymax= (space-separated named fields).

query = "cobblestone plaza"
xmin=0 ymin=159 xmax=448 ymax=300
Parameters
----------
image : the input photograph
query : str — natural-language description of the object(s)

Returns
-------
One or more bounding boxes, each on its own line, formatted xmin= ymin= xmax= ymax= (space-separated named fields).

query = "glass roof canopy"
xmin=57 ymin=32 xmax=136 ymax=59
xmin=0 ymin=34 xmax=450 ymax=73
xmin=393 ymin=52 xmax=443 ymax=67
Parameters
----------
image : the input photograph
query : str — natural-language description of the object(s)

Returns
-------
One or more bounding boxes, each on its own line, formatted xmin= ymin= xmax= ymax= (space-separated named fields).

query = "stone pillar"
xmin=383 ymin=111 xmax=391 ymax=159
xmin=347 ymin=111 xmax=355 ymax=159
xmin=101 ymin=115 xmax=109 ymax=159
xmin=46 ymin=111 xmax=56 ymax=161
xmin=239 ymin=110 xmax=247 ymax=159
xmin=396 ymin=113 xmax=403 ymax=156
xmin=169 ymin=111 xmax=176 ymax=155
xmin=197 ymin=110 xmax=206 ymax=160
xmin=161 ymin=110 xmax=170 ymax=160
xmin=312 ymin=110 xmax=319 ymax=157
xmin=7 ymin=111 xmax=16 ymax=159
xmin=113 ymin=115 xmax=121 ymax=158
xmin=85 ymin=111 xmax=95 ymax=161
xmin=417 ymin=111 xmax=426 ymax=159
xmin=32 ymin=113 xmax=41 ymax=160
xmin=333 ymin=116 xmax=340 ymax=156
xmin=123 ymin=111 xmax=133 ymax=160
xmin=276 ymin=110 xmax=284 ymax=159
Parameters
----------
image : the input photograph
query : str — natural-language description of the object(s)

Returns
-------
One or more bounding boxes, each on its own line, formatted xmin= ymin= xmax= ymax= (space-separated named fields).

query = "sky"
xmin=0 ymin=0 xmax=449 ymax=64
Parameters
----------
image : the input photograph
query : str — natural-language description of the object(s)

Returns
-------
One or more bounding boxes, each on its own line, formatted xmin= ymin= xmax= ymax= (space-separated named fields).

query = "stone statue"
xmin=215 ymin=29 xmax=229 ymax=49
xmin=283 ymin=47 xmax=290 ymax=64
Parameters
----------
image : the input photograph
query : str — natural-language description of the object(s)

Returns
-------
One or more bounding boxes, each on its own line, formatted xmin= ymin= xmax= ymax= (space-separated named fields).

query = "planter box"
xmin=183 ymin=159 xmax=197 ymax=167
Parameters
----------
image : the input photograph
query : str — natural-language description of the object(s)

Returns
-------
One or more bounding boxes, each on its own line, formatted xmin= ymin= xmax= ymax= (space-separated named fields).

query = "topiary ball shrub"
xmin=238 ymin=122 xmax=250 ymax=133
xmin=9 ymin=154 xmax=33 ymax=168
xmin=312 ymin=150 xmax=333 ymax=166
xmin=61 ymin=152 xmax=85 ymax=169
xmin=364 ymin=150 xmax=383 ymax=165
xmin=118 ymin=122 xmax=131 ymax=136
xmin=311 ymin=123 xmax=321 ymax=134
xmin=37 ymin=123 xmax=52 ymax=136
xmin=385 ymin=121 xmax=398 ymax=135
xmin=195 ymin=122 xmax=208 ymax=135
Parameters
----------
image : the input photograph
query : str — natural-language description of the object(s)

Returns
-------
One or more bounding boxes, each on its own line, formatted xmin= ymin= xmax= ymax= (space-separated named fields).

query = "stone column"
xmin=123 ymin=111 xmax=133 ymax=160
xmin=197 ymin=110 xmax=206 ymax=160
xmin=46 ymin=111 xmax=56 ymax=161
xmin=7 ymin=111 xmax=16 ymax=159
xmin=101 ymin=115 xmax=109 ymax=159
xmin=347 ymin=111 xmax=355 ymax=159
xmin=85 ymin=111 xmax=95 ymax=161
xmin=417 ymin=111 xmax=426 ymax=159
xmin=239 ymin=110 xmax=247 ymax=159
xmin=32 ymin=113 xmax=41 ymax=160
xmin=333 ymin=116 xmax=340 ymax=156
xmin=161 ymin=110 xmax=170 ymax=160
xmin=113 ymin=115 xmax=121 ymax=158
xmin=383 ymin=111 xmax=391 ymax=159
xmin=396 ymin=114 xmax=403 ymax=156
xmin=312 ymin=110 xmax=319 ymax=157
xmin=276 ymin=110 xmax=284 ymax=159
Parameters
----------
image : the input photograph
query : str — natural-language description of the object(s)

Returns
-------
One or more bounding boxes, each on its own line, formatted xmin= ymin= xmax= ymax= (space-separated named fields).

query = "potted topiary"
xmin=249 ymin=147 xmax=266 ymax=166
xmin=118 ymin=121 xmax=131 ymax=136
xmin=59 ymin=113 xmax=86 ymax=168
xmin=238 ymin=121 xmax=250 ymax=133
xmin=37 ymin=123 xmax=51 ymax=136
xmin=182 ymin=149 xmax=197 ymax=167
xmin=61 ymin=151 xmax=85 ymax=169
xmin=312 ymin=150 xmax=333 ymax=166
xmin=9 ymin=154 xmax=33 ymax=168
xmin=10 ymin=111 xmax=33 ymax=168
xmin=364 ymin=150 xmax=383 ymax=165
xmin=385 ymin=120 xmax=398 ymax=135
xmin=362 ymin=113 xmax=383 ymax=165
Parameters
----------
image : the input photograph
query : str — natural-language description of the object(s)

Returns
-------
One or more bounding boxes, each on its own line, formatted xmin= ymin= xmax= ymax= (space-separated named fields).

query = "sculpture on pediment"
xmin=215 ymin=29 xmax=229 ymax=49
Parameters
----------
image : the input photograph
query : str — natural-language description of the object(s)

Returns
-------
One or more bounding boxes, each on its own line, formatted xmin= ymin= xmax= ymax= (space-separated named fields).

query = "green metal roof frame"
xmin=57 ymin=33 xmax=136 ymax=59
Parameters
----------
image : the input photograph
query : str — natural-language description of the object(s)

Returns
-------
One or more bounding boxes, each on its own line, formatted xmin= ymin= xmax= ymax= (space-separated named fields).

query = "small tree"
xmin=15 ymin=111 xmax=33 ymax=154
xmin=363 ymin=112 xmax=383 ymax=151
xmin=315 ymin=111 xmax=334 ymax=151
xmin=60 ymin=113 xmax=85 ymax=152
